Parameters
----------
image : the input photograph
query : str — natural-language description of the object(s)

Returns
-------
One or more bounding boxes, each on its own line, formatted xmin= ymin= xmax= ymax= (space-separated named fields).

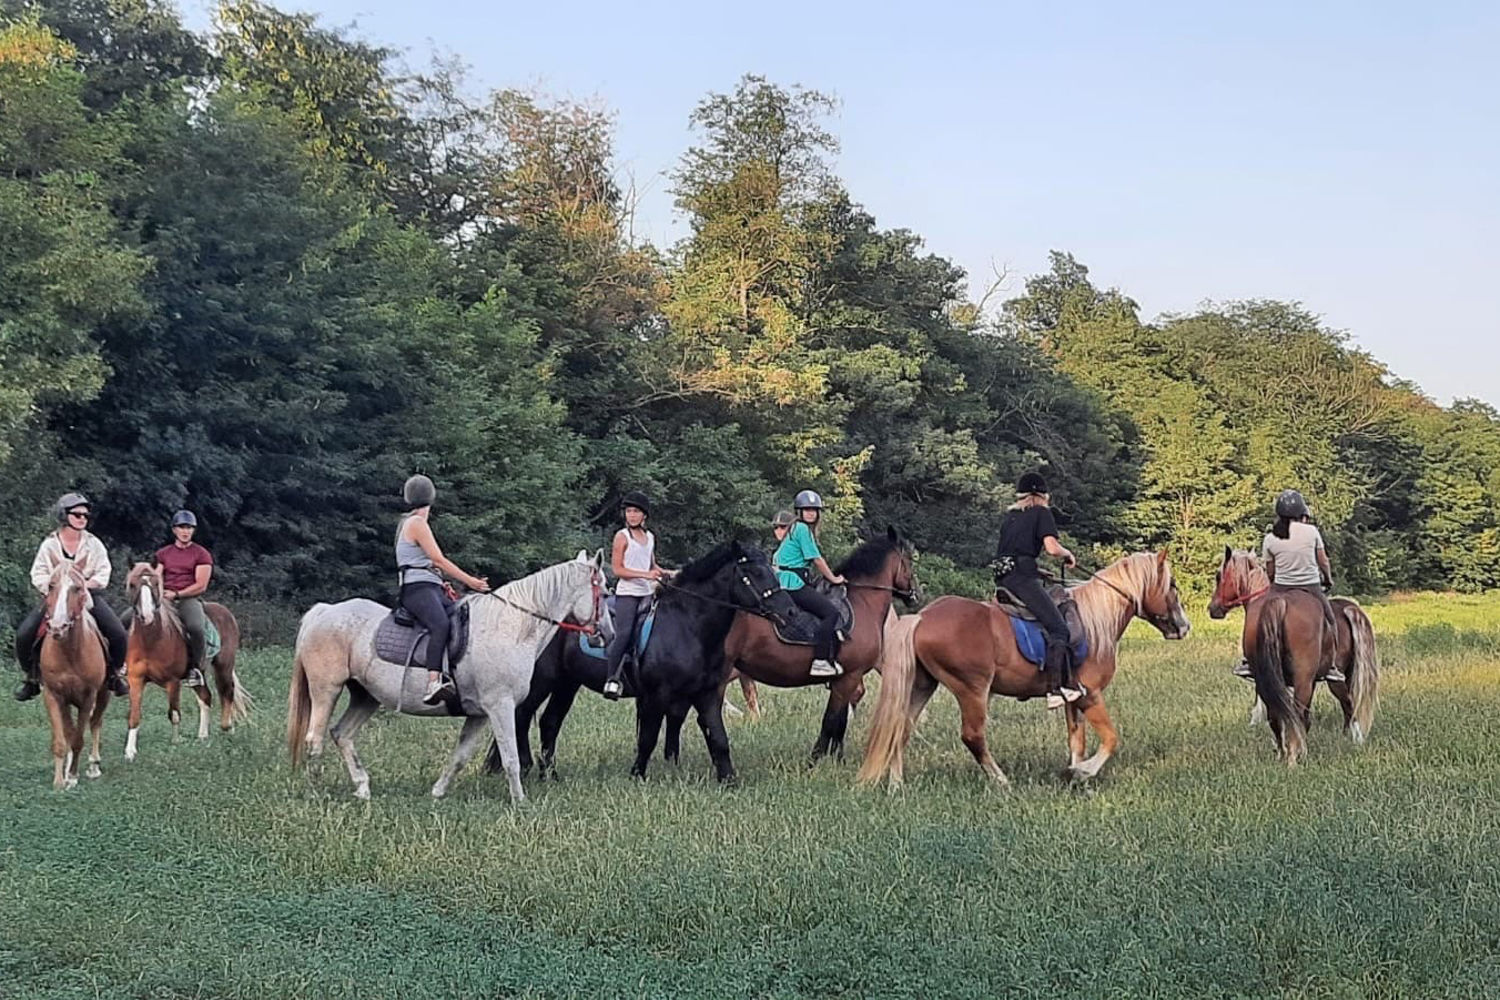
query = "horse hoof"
xmin=354 ymin=784 xmax=371 ymax=801
xmin=430 ymin=786 xmax=447 ymax=799
xmin=87 ymin=765 xmax=101 ymax=779
xmin=64 ymin=777 xmax=78 ymax=790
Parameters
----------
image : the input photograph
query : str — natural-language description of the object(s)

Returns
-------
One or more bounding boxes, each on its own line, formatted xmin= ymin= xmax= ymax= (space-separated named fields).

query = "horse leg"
xmin=536 ymin=681 xmax=581 ymax=781
xmin=431 ymin=716 xmax=491 ymax=799
xmin=43 ymin=688 xmax=71 ymax=790
xmin=631 ymin=700 xmax=665 ymax=780
xmin=329 ymin=684 xmax=380 ymax=800
xmin=124 ymin=675 xmax=146 ymax=761
xmin=514 ymin=698 xmax=538 ymax=779
xmin=1064 ymin=702 xmax=1087 ymax=769
xmin=694 ymin=688 xmax=736 ymax=785
xmin=1248 ymin=695 xmax=1267 ymax=727
xmin=664 ymin=705 xmax=690 ymax=766
xmin=811 ymin=673 xmax=862 ymax=763
xmin=1327 ymin=676 xmax=1355 ymax=736
xmin=1068 ymin=694 xmax=1120 ymax=781
xmin=87 ymin=694 xmax=107 ymax=779
xmin=481 ymin=699 xmax=526 ymax=803
xmin=956 ymin=686 xmax=1009 ymax=787
xmin=167 ymin=681 xmax=183 ymax=744
xmin=193 ymin=682 xmax=212 ymax=741
xmin=68 ymin=693 xmax=90 ymax=788
xmin=739 ymin=674 xmax=761 ymax=721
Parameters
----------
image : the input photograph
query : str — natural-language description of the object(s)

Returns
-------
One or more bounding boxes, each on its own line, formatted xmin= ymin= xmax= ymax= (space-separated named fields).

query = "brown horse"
xmin=123 ymin=563 xmax=249 ymax=761
xmin=858 ymin=551 xmax=1191 ymax=788
xmin=37 ymin=561 xmax=111 ymax=789
xmin=1208 ymin=547 xmax=1378 ymax=762
xmin=720 ymin=528 xmax=916 ymax=760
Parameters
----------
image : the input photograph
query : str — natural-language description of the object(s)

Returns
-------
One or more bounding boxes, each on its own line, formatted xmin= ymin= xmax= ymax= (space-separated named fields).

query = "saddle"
xmin=771 ymin=583 xmax=855 ymax=647
xmin=375 ymin=602 xmax=471 ymax=672
xmin=576 ymin=594 xmax=656 ymax=664
xmin=993 ymin=583 xmax=1089 ymax=668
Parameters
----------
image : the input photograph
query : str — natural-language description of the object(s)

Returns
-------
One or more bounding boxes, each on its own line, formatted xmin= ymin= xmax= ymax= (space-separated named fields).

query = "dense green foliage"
xmin=4 ymin=0 xmax=1500 ymax=633
xmin=2 ymin=592 xmax=1498 ymax=997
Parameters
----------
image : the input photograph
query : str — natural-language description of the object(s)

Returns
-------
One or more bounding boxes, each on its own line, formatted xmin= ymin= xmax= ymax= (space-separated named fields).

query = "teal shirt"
xmin=774 ymin=521 xmax=823 ymax=590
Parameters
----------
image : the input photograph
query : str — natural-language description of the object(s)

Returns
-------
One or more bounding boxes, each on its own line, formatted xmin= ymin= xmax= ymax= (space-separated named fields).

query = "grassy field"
xmin=2 ymin=593 xmax=1498 ymax=999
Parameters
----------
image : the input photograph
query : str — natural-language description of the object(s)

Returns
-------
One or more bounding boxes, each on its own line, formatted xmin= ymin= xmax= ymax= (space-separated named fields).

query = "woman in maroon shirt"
xmin=154 ymin=510 xmax=214 ymax=687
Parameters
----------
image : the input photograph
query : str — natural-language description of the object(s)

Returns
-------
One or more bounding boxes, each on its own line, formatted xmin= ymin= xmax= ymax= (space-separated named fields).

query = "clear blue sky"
xmin=182 ymin=0 xmax=1500 ymax=407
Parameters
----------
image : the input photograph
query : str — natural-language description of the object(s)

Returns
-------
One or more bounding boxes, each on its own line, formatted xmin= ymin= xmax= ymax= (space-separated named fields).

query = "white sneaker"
xmin=602 ymin=679 xmax=624 ymax=700
xmin=808 ymin=659 xmax=842 ymax=678
xmin=1046 ymin=692 xmax=1066 ymax=710
xmin=1061 ymin=685 xmax=1087 ymax=703
xmin=1324 ymin=668 xmax=1347 ymax=684
xmin=421 ymin=675 xmax=454 ymax=706
xmin=1232 ymin=658 xmax=1253 ymax=679
xmin=183 ymin=668 xmax=206 ymax=688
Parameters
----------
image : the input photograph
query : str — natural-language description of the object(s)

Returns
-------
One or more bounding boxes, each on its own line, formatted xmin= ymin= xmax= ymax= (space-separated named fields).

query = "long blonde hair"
xmin=1007 ymin=492 xmax=1050 ymax=513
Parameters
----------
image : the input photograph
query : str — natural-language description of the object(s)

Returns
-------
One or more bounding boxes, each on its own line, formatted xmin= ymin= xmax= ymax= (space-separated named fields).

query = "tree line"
xmin=4 ymin=0 xmax=1499 ymax=638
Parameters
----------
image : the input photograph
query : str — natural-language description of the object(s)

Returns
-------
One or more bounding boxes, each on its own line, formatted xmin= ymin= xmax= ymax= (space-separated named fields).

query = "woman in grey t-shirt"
xmin=1262 ymin=489 xmax=1336 ymax=627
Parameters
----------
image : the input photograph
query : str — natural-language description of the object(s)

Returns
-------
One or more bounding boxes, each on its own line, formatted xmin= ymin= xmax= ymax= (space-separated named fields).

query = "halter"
xmin=658 ymin=555 xmax=784 ymax=621
xmin=1215 ymin=584 xmax=1269 ymax=610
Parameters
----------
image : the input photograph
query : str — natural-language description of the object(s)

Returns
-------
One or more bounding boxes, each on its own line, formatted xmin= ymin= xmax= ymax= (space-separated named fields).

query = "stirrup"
xmin=809 ymin=658 xmax=842 ymax=678
xmin=183 ymin=668 xmax=206 ymax=688
xmin=1061 ymin=684 xmax=1087 ymax=703
xmin=421 ymin=675 xmax=454 ymax=706
xmin=1324 ymin=667 xmax=1347 ymax=684
xmin=602 ymin=679 xmax=624 ymax=700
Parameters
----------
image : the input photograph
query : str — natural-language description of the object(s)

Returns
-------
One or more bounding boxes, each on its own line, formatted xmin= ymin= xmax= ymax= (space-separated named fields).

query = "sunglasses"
xmin=67 ymin=510 xmax=91 ymax=520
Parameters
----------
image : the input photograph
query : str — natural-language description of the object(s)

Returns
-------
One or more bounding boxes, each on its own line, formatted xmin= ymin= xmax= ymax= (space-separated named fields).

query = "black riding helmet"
xmin=620 ymin=490 xmax=651 ymax=517
xmin=1016 ymin=472 xmax=1048 ymax=496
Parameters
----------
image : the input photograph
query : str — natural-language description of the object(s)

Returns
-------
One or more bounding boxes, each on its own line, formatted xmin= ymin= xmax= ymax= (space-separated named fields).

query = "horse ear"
xmin=1223 ymin=545 xmax=1232 ymax=565
xmin=887 ymin=525 xmax=899 ymax=542
xmin=1157 ymin=550 xmax=1169 ymax=573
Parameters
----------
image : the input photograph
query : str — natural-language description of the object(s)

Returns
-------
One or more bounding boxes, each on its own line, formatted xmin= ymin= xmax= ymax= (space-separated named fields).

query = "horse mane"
xmin=672 ymin=541 xmax=749 ymax=586
xmin=1072 ymin=552 xmax=1167 ymax=653
xmin=1229 ymin=549 xmax=1269 ymax=590
xmin=126 ymin=562 xmax=183 ymax=640
xmin=45 ymin=561 xmax=101 ymax=638
xmin=835 ymin=534 xmax=907 ymax=580
xmin=467 ymin=559 xmax=575 ymax=636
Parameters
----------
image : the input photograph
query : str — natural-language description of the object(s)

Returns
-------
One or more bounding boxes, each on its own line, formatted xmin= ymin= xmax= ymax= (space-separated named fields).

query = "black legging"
xmin=399 ymin=582 xmax=453 ymax=673
xmin=999 ymin=569 xmax=1073 ymax=689
xmin=603 ymin=593 xmax=648 ymax=685
xmin=789 ymin=586 xmax=840 ymax=662
xmin=14 ymin=595 xmax=128 ymax=675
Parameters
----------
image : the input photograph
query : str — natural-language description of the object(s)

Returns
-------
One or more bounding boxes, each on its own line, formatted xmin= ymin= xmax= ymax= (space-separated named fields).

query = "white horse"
xmin=287 ymin=551 xmax=608 ymax=802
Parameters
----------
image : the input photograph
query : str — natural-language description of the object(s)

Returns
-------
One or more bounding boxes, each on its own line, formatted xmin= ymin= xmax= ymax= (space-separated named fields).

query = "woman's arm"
xmin=811 ymin=556 xmax=844 ymax=586
xmin=409 ymin=518 xmax=489 ymax=591
xmin=1315 ymin=548 xmax=1333 ymax=588
xmin=1042 ymin=535 xmax=1077 ymax=568
xmin=612 ymin=532 xmax=661 ymax=580
xmin=169 ymin=564 xmax=213 ymax=600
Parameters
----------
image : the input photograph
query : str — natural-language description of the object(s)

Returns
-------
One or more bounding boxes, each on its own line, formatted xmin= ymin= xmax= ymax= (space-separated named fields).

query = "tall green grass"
xmin=1 ymin=593 xmax=1497 ymax=998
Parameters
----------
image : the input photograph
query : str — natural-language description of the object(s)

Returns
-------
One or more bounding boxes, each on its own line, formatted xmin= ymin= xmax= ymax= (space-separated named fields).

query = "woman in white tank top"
xmin=603 ymin=491 xmax=671 ymax=699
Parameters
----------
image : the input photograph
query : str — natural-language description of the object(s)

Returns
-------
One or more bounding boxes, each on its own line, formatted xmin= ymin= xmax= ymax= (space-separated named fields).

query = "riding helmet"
xmin=1016 ymin=472 xmax=1049 ymax=496
xmin=619 ymin=490 xmax=651 ymax=516
xmin=1275 ymin=489 xmax=1309 ymax=520
xmin=771 ymin=509 xmax=796 ymax=528
xmin=172 ymin=509 xmax=198 ymax=528
xmin=54 ymin=492 xmax=90 ymax=522
xmin=793 ymin=489 xmax=824 ymax=510
xmin=403 ymin=474 xmax=437 ymax=507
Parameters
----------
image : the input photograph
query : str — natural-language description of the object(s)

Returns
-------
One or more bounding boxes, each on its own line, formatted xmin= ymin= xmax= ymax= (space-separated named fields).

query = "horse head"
xmin=1207 ymin=546 xmax=1266 ymax=619
xmin=127 ymin=561 xmax=162 ymax=625
xmin=886 ymin=526 xmax=920 ymax=607
xmin=44 ymin=561 xmax=91 ymax=638
xmin=566 ymin=548 xmax=610 ymax=639
xmin=1111 ymin=550 xmax=1192 ymax=640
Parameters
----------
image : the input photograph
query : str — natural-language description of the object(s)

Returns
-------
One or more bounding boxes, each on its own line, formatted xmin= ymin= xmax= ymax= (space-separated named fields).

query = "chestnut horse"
xmin=123 ymin=563 xmax=249 ymax=761
xmin=36 ymin=561 xmax=111 ymax=788
xmin=720 ymin=528 xmax=917 ymax=761
xmin=858 ymin=551 xmax=1191 ymax=787
xmin=1207 ymin=548 xmax=1378 ymax=762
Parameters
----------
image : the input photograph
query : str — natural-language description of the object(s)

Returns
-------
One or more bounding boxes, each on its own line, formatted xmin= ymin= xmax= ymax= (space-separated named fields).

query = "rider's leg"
xmin=789 ymin=586 xmax=841 ymax=677
xmin=177 ymin=597 xmax=208 ymax=686
xmin=601 ymin=595 xmax=643 ymax=699
xmin=12 ymin=607 xmax=44 ymax=701
xmin=89 ymin=595 xmax=129 ymax=696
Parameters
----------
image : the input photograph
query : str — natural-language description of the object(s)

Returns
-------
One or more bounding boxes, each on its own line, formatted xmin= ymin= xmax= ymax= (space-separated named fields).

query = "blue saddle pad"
xmin=578 ymin=606 xmax=655 ymax=661
xmin=1008 ymin=614 xmax=1089 ymax=668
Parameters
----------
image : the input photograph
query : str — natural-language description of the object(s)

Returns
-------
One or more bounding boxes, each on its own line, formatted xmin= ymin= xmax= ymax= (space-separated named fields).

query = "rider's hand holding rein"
xmin=1044 ymin=535 xmax=1078 ymax=570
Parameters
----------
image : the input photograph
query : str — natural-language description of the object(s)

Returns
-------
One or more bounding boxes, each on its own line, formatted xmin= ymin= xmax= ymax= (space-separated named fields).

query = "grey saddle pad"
xmin=772 ymin=585 xmax=855 ymax=646
xmin=373 ymin=603 xmax=470 ymax=669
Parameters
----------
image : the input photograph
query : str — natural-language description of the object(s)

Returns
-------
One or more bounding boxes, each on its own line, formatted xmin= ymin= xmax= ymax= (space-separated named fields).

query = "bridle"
xmin=659 ymin=554 xmax=785 ymax=621
xmin=483 ymin=564 xmax=606 ymax=636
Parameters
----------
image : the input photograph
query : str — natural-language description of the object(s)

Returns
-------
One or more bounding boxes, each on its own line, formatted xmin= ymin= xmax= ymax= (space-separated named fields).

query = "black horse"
xmin=629 ymin=540 xmax=790 ymax=783
xmin=486 ymin=539 xmax=789 ymax=783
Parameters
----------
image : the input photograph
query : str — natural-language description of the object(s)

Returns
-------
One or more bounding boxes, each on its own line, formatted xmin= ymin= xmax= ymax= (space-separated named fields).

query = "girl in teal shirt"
xmin=773 ymin=490 xmax=846 ymax=677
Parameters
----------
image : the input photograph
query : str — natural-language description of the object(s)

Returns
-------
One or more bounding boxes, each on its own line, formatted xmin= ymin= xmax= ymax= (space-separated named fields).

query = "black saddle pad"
xmin=374 ymin=603 xmax=470 ymax=669
xmin=994 ymin=585 xmax=1088 ymax=650
xmin=772 ymin=584 xmax=855 ymax=646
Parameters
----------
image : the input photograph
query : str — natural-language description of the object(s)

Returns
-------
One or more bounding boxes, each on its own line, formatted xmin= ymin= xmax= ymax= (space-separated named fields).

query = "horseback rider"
xmin=770 ymin=509 xmax=795 ymax=547
xmin=602 ymin=491 xmax=671 ymax=700
xmin=154 ymin=510 xmax=214 ymax=688
xmin=13 ymin=493 xmax=129 ymax=701
xmin=993 ymin=472 xmax=1085 ymax=710
xmin=774 ymin=490 xmax=845 ymax=678
xmin=395 ymin=475 xmax=490 ymax=705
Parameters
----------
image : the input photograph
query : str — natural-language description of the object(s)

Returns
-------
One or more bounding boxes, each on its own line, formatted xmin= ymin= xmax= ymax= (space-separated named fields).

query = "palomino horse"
xmin=858 ymin=551 xmax=1191 ymax=787
xmin=1208 ymin=547 xmax=1378 ymax=762
xmin=36 ymin=561 xmax=111 ymax=788
xmin=287 ymin=551 xmax=607 ymax=802
xmin=123 ymin=563 xmax=250 ymax=760
xmin=720 ymin=528 xmax=917 ymax=761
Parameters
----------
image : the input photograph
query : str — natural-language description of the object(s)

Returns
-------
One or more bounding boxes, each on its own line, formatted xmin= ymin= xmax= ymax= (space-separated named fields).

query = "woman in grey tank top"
xmin=396 ymin=475 xmax=492 ymax=705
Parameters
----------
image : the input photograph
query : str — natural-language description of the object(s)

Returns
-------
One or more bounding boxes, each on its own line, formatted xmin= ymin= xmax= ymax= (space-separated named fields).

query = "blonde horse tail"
xmin=1251 ymin=597 xmax=1305 ymax=764
xmin=1343 ymin=602 xmax=1379 ymax=744
xmin=287 ymin=651 xmax=311 ymax=768
xmin=230 ymin=673 xmax=254 ymax=725
xmin=857 ymin=613 xmax=921 ymax=787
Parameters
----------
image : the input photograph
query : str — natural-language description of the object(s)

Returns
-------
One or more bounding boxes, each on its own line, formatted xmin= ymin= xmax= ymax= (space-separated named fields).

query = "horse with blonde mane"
xmin=1208 ymin=547 xmax=1378 ymax=762
xmin=36 ymin=560 xmax=111 ymax=789
xmin=858 ymin=551 xmax=1191 ymax=787
xmin=123 ymin=563 xmax=249 ymax=760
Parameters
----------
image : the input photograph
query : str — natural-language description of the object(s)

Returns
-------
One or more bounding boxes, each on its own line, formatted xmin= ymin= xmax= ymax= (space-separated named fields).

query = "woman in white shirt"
xmin=602 ymin=491 xmax=671 ymax=699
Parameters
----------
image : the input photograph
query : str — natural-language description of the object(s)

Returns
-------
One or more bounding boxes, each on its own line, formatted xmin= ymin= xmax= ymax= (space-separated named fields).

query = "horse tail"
xmin=1250 ymin=596 xmax=1305 ymax=764
xmin=287 ymin=650 xmax=311 ymax=767
xmin=857 ymin=612 xmax=921 ymax=787
xmin=229 ymin=673 xmax=254 ymax=725
xmin=1343 ymin=602 xmax=1379 ymax=744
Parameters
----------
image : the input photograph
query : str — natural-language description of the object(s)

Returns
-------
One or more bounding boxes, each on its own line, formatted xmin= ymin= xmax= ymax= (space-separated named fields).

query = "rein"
xmin=845 ymin=581 xmax=916 ymax=601
xmin=480 ymin=581 xmax=601 ymax=635
xmin=1217 ymin=584 xmax=1269 ymax=610
xmin=658 ymin=559 xmax=784 ymax=621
